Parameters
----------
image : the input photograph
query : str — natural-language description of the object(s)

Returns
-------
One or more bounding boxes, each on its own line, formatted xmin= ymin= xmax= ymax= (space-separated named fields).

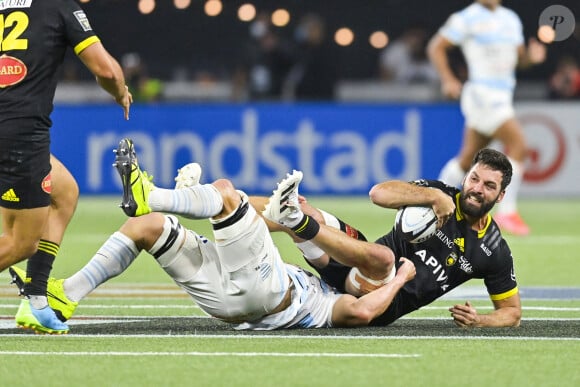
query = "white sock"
xmin=63 ymin=232 xmax=139 ymax=302
xmin=438 ymin=158 xmax=465 ymax=187
xmin=294 ymin=209 xmax=341 ymax=260
xmin=497 ymin=159 xmax=522 ymax=215
xmin=296 ymin=240 xmax=325 ymax=260
xmin=28 ymin=295 xmax=48 ymax=309
xmin=148 ymin=184 xmax=223 ymax=219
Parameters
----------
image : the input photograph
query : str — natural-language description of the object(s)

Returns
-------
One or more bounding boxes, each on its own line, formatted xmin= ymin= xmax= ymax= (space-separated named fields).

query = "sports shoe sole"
xmin=262 ymin=170 xmax=303 ymax=226
xmin=113 ymin=138 xmax=138 ymax=216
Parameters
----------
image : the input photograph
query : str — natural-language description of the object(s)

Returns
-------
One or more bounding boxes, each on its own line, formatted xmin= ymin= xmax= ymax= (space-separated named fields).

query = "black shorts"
xmin=0 ymin=139 xmax=51 ymax=209
xmin=304 ymin=218 xmax=415 ymax=326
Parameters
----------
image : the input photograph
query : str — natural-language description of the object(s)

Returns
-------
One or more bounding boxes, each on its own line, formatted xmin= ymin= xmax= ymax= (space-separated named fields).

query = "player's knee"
xmin=10 ymin=238 xmax=40 ymax=261
xmin=51 ymin=183 xmax=79 ymax=218
xmin=120 ymin=213 xmax=166 ymax=250
xmin=365 ymin=244 xmax=395 ymax=274
xmin=212 ymin=179 xmax=241 ymax=212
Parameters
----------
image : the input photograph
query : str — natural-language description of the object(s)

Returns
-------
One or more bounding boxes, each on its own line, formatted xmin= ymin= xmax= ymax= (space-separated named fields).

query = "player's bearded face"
xmin=459 ymin=189 xmax=500 ymax=218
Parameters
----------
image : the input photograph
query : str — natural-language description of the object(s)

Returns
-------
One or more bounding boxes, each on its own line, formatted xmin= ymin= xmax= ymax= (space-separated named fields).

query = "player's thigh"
xmin=457 ymin=128 xmax=490 ymax=170
xmin=1 ymin=206 xmax=49 ymax=254
xmin=49 ymin=155 xmax=79 ymax=206
xmin=492 ymin=118 xmax=527 ymax=161
xmin=46 ymin=155 xmax=79 ymax=242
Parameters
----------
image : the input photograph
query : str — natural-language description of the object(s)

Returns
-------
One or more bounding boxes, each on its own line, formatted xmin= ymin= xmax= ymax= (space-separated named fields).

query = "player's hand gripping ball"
xmin=395 ymin=206 xmax=438 ymax=243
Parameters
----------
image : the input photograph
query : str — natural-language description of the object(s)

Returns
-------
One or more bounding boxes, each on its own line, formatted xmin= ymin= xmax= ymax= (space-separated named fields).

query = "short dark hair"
xmin=471 ymin=148 xmax=513 ymax=191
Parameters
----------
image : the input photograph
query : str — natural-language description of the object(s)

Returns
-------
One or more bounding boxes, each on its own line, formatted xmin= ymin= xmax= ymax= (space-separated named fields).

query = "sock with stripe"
xmin=24 ymin=240 xmax=58 ymax=309
xmin=63 ymin=232 xmax=139 ymax=302
xmin=148 ymin=184 xmax=223 ymax=219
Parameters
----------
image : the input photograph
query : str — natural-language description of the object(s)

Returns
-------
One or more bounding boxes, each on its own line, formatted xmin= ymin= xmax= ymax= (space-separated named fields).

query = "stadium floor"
xmin=1 ymin=286 xmax=578 ymax=339
xmin=1 ymin=316 xmax=578 ymax=339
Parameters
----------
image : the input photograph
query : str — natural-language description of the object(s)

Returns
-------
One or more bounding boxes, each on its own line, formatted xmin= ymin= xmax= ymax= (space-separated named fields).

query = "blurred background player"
xmin=0 ymin=0 xmax=132 ymax=333
xmin=379 ymin=24 xmax=438 ymax=84
xmin=427 ymin=0 xmax=546 ymax=235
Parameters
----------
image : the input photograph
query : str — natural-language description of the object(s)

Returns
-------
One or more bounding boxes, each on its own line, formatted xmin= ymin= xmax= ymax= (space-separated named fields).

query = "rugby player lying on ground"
xmin=11 ymin=142 xmax=520 ymax=330
xmin=11 ymin=138 xmax=415 ymax=331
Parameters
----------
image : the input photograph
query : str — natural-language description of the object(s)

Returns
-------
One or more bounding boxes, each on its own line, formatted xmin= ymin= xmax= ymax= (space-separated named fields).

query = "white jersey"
xmin=154 ymin=203 xmax=341 ymax=331
xmin=235 ymin=264 xmax=342 ymax=330
xmin=440 ymin=2 xmax=524 ymax=91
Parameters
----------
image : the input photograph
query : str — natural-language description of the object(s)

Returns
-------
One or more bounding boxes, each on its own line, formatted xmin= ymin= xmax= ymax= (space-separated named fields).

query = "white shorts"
xmin=155 ymin=204 xmax=290 ymax=323
xmin=460 ymin=82 xmax=515 ymax=136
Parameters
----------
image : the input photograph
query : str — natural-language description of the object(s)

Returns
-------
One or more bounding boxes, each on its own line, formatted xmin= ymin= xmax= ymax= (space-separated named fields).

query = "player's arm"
xmin=427 ymin=34 xmax=462 ymax=99
xmin=331 ymin=258 xmax=416 ymax=327
xmin=517 ymin=38 xmax=546 ymax=69
xmin=78 ymin=42 xmax=133 ymax=119
xmin=449 ymin=292 xmax=522 ymax=328
xmin=369 ymin=180 xmax=455 ymax=228
xmin=249 ymin=195 xmax=326 ymax=234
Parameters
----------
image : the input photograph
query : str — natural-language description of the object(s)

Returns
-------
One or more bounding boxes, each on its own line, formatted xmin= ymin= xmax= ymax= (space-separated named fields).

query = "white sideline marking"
xmin=0 ymin=304 xmax=195 ymax=309
xmin=1 ymin=304 xmax=579 ymax=311
xmin=0 ymin=351 xmax=420 ymax=358
xmin=0 ymin=333 xmax=577 ymax=341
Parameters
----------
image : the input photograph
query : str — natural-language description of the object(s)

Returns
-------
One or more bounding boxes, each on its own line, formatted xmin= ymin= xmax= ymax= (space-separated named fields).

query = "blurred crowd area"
xmin=58 ymin=0 xmax=580 ymax=102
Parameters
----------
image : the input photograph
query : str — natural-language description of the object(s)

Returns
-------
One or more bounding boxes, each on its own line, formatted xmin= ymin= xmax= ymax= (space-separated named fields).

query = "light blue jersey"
xmin=235 ymin=264 xmax=342 ymax=330
xmin=440 ymin=2 xmax=524 ymax=90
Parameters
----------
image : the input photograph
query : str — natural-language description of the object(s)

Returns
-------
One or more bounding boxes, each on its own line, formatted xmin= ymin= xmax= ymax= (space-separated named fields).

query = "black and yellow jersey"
xmin=0 ymin=0 xmax=99 ymax=140
xmin=372 ymin=179 xmax=518 ymax=325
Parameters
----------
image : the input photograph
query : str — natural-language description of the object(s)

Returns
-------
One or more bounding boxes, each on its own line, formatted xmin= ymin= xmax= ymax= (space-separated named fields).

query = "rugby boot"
xmin=174 ymin=162 xmax=203 ymax=189
xmin=262 ymin=170 xmax=304 ymax=227
xmin=494 ymin=212 xmax=530 ymax=236
xmin=113 ymin=138 xmax=155 ymax=216
xmin=15 ymin=298 xmax=69 ymax=334
xmin=9 ymin=266 xmax=78 ymax=322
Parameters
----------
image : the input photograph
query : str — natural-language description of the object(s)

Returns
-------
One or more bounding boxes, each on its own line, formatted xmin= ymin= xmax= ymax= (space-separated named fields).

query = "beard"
xmin=459 ymin=190 xmax=500 ymax=218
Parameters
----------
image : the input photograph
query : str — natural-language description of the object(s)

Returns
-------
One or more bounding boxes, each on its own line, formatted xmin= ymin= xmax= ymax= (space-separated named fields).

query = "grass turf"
xmin=0 ymin=196 xmax=579 ymax=387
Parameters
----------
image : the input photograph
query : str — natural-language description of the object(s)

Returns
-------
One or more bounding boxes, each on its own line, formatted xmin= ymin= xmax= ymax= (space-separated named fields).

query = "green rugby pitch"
xmin=0 ymin=197 xmax=579 ymax=386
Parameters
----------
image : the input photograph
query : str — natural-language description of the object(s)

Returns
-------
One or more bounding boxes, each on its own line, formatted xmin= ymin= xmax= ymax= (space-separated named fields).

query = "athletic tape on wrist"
xmin=291 ymin=214 xmax=320 ymax=240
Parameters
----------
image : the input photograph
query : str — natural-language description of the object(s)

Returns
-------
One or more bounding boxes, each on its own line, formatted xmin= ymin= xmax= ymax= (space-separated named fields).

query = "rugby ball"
xmin=395 ymin=206 xmax=438 ymax=243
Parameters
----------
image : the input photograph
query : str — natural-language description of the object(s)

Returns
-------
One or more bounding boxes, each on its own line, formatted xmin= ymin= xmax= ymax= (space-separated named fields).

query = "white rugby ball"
xmin=395 ymin=206 xmax=438 ymax=243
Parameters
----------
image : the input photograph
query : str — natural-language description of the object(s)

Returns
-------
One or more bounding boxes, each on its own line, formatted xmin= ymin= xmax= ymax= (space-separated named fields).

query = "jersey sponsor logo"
xmin=458 ymin=256 xmax=473 ymax=274
xmin=480 ymin=242 xmax=492 ymax=257
xmin=435 ymin=229 xmax=454 ymax=249
xmin=454 ymin=237 xmax=465 ymax=252
xmin=510 ymin=266 xmax=516 ymax=282
xmin=41 ymin=173 xmax=51 ymax=194
xmin=445 ymin=252 xmax=457 ymax=266
xmin=1 ymin=188 xmax=19 ymax=202
xmin=415 ymin=249 xmax=449 ymax=291
xmin=0 ymin=55 xmax=27 ymax=87
xmin=0 ymin=0 xmax=32 ymax=11
xmin=73 ymin=10 xmax=92 ymax=32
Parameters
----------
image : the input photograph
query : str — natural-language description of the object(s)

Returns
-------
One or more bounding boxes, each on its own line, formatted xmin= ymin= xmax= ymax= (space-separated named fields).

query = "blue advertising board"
xmin=50 ymin=103 xmax=464 ymax=195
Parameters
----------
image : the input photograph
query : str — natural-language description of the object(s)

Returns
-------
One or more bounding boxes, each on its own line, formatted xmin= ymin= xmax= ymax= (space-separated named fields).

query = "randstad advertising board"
xmin=50 ymin=103 xmax=464 ymax=195
xmin=50 ymin=102 xmax=580 ymax=196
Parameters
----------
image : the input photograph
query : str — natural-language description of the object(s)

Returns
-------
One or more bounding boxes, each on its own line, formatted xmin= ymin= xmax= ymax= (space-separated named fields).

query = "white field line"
xmin=0 ymin=333 xmax=578 ymax=341
xmin=0 ymin=351 xmax=420 ymax=358
xmin=1 ymin=304 xmax=579 ymax=312
xmin=2 ymin=315 xmax=576 ymax=322
xmin=0 ymin=304 xmax=580 ymax=318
